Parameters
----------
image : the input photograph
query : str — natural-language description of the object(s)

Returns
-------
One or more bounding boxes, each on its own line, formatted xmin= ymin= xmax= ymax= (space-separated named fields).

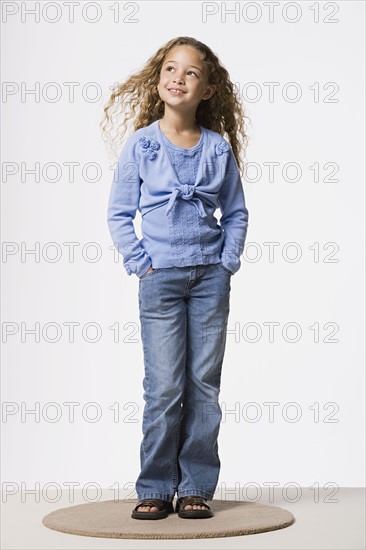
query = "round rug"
xmin=42 ymin=498 xmax=295 ymax=540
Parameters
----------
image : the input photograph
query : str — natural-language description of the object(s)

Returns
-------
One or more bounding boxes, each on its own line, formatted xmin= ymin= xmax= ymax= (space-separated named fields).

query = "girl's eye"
xmin=165 ymin=66 xmax=198 ymax=77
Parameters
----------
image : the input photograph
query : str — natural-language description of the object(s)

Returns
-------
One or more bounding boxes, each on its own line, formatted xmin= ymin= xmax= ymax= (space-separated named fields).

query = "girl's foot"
xmin=131 ymin=499 xmax=174 ymax=519
xmin=176 ymin=496 xmax=213 ymax=518
xmin=182 ymin=503 xmax=207 ymax=510
xmin=136 ymin=504 xmax=159 ymax=512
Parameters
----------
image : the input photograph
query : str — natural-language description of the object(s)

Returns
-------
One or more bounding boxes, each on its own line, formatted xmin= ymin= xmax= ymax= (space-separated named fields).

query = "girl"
xmin=102 ymin=36 xmax=249 ymax=520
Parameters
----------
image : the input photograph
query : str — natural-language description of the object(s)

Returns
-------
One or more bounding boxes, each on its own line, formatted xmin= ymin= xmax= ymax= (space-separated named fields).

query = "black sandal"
xmin=176 ymin=496 xmax=213 ymax=518
xmin=131 ymin=498 xmax=174 ymax=520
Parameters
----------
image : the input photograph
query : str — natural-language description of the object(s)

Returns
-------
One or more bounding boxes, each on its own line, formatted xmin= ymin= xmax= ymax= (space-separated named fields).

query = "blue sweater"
xmin=107 ymin=119 xmax=249 ymax=277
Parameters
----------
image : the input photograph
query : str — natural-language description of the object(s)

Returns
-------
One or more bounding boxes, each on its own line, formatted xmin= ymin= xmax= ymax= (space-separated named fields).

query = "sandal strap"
xmin=178 ymin=496 xmax=210 ymax=509
xmin=134 ymin=498 xmax=166 ymax=511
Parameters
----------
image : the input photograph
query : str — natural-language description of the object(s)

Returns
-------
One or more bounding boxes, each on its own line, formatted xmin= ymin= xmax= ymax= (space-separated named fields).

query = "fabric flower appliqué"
xmin=215 ymin=141 xmax=230 ymax=156
xmin=138 ymin=136 xmax=160 ymax=160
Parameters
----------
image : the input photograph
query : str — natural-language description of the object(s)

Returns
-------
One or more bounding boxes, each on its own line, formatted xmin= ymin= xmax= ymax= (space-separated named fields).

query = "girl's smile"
xmin=168 ymin=88 xmax=186 ymax=95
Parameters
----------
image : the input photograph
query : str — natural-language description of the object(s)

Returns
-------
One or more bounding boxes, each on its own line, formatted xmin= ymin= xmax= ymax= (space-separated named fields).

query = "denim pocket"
xmin=217 ymin=262 xmax=233 ymax=275
xmin=139 ymin=268 xmax=157 ymax=280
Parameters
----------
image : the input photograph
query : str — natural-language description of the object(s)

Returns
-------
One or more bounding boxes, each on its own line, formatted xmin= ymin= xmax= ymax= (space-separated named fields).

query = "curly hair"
xmin=100 ymin=36 xmax=250 ymax=175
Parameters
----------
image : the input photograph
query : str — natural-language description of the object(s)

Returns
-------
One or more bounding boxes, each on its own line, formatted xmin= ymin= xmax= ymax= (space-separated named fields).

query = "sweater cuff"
xmin=123 ymin=243 xmax=152 ymax=277
xmin=220 ymin=251 xmax=241 ymax=275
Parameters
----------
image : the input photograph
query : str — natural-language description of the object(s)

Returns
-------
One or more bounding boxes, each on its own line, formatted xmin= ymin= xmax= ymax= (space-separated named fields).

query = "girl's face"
xmin=157 ymin=45 xmax=215 ymax=114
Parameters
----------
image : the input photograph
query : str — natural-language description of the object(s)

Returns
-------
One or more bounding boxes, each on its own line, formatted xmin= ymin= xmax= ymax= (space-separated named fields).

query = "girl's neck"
xmin=159 ymin=113 xmax=199 ymax=135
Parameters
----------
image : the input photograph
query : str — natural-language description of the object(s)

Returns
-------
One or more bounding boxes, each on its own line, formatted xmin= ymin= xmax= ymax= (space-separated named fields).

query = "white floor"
xmin=1 ymin=488 xmax=365 ymax=549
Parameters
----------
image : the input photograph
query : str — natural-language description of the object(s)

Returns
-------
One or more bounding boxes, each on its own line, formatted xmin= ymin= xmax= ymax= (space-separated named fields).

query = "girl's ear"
xmin=202 ymin=85 xmax=216 ymax=101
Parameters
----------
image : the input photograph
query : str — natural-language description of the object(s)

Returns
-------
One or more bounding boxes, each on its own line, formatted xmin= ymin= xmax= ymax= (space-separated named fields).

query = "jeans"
xmin=135 ymin=262 xmax=232 ymax=502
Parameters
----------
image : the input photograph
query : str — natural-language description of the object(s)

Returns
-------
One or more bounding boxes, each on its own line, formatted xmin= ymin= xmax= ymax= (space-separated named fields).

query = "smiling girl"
xmin=102 ymin=36 xmax=250 ymax=520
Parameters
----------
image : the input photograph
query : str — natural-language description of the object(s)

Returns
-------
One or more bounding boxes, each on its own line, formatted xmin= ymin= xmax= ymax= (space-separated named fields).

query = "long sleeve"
xmin=218 ymin=148 xmax=249 ymax=275
xmin=107 ymin=135 xmax=152 ymax=277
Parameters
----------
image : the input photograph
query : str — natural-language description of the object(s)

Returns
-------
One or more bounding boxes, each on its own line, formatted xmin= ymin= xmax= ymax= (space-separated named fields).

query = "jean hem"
xmin=137 ymin=493 xmax=175 ymax=502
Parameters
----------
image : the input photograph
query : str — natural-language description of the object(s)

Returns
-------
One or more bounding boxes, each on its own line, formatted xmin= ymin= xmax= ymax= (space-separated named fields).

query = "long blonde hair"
xmin=100 ymin=36 xmax=250 ymax=175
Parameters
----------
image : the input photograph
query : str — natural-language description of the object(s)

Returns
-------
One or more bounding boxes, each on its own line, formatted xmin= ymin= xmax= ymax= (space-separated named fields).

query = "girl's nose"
xmin=173 ymin=74 xmax=184 ymax=84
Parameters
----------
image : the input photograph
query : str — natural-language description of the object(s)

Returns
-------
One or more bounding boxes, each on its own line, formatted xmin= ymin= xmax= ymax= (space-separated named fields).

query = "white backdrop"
xmin=2 ymin=0 xmax=365 ymax=501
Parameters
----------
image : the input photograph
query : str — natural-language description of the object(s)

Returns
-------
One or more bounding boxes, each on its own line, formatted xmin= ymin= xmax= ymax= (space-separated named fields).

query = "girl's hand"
xmin=140 ymin=266 xmax=154 ymax=278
